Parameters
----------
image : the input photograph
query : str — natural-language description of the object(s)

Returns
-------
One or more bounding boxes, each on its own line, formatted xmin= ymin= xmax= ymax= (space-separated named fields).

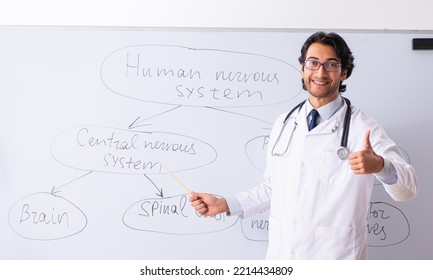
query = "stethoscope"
xmin=271 ymin=97 xmax=352 ymax=160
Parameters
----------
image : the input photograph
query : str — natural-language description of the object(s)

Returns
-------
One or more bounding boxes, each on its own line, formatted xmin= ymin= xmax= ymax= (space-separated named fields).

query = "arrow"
xmin=143 ymin=173 xmax=164 ymax=198
xmin=50 ymin=171 xmax=93 ymax=194
xmin=50 ymin=186 xmax=62 ymax=196
xmin=128 ymin=105 xmax=182 ymax=130
xmin=204 ymin=106 xmax=273 ymax=125
xmin=128 ymin=116 xmax=152 ymax=130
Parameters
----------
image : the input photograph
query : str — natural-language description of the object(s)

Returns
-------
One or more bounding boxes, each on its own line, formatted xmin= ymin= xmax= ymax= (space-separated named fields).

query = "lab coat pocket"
xmin=319 ymin=151 xmax=350 ymax=186
xmin=314 ymin=226 xmax=356 ymax=259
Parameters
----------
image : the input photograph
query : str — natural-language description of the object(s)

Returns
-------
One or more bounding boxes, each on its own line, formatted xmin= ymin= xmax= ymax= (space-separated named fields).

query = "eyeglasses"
xmin=304 ymin=59 xmax=341 ymax=72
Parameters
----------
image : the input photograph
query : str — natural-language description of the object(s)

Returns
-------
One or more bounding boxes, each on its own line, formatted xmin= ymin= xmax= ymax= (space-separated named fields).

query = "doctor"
xmin=190 ymin=31 xmax=418 ymax=259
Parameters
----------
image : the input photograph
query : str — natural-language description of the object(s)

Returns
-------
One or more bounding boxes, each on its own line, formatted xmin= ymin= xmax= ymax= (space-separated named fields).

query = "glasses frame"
xmin=304 ymin=59 xmax=342 ymax=72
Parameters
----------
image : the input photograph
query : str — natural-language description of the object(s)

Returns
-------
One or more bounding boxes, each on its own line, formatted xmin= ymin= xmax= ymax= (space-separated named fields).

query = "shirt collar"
xmin=306 ymin=94 xmax=343 ymax=123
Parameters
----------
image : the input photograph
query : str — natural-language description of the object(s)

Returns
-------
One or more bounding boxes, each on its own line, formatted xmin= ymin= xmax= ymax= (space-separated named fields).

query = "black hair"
xmin=298 ymin=31 xmax=355 ymax=93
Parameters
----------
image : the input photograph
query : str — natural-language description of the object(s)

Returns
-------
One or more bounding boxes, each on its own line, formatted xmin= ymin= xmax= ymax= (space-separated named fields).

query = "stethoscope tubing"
xmin=272 ymin=97 xmax=351 ymax=159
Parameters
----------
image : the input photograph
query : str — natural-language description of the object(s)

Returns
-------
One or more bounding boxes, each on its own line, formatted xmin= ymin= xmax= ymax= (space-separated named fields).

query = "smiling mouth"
xmin=313 ymin=80 xmax=329 ymax=85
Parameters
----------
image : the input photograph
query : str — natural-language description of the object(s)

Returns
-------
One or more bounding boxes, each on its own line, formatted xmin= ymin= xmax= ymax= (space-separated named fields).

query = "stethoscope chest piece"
xmin=337 ymin=146 xmax=349 ymax=160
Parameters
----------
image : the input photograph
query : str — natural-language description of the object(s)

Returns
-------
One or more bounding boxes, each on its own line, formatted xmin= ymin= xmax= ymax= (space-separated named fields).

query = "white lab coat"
xmin=235 ymin=101 xmax=418 ymax=259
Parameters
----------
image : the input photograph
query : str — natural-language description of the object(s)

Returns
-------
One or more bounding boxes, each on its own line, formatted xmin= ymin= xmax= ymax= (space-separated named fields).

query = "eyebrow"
xmin=306 ymin=56 xmax=340 ymax=62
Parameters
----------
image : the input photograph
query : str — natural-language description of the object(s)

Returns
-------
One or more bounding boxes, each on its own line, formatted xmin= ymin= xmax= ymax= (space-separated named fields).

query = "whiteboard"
xmin=0 ymin=27 xmax=432 ymax=260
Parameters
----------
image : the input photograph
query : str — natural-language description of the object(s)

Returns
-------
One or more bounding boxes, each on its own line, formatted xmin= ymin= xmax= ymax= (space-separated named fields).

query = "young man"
xmin=190 ymin=31 xmax=418 ymax=259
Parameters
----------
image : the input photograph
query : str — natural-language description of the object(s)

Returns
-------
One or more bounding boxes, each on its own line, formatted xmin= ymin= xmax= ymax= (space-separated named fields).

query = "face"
xmin=301 ymin=43 xmax=348 ymax=106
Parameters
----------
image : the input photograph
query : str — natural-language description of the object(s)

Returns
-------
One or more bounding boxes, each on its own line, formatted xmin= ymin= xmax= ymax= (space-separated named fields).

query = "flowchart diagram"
xmin=1 ymin=30 xmax=417 ymax=259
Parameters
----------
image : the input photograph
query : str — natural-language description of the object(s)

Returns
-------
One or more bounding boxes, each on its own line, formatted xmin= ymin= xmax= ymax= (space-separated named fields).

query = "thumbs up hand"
xmin=348 ymin=130 xmax=384 ymax=174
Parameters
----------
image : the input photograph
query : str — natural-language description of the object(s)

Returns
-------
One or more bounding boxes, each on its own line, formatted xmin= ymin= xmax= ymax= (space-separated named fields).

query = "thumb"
xmin=188 ymin=191 xmax=200 ymax=201
xmin=363 ymin=130 xmax=372 ymax=150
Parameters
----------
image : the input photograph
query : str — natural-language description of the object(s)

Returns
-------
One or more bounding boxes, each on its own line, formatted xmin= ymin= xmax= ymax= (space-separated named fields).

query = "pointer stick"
xmin=158 ymin=161 xmax=192 ymax=195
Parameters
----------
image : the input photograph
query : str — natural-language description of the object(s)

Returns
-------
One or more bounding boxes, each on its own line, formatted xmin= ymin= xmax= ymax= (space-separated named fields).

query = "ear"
xmin=340 ymin=69 xmax=348 ymax=81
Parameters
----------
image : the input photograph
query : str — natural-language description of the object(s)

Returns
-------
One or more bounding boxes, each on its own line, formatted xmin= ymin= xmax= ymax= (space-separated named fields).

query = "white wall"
xmin=0 ymin=0 xmax=432 ymax=31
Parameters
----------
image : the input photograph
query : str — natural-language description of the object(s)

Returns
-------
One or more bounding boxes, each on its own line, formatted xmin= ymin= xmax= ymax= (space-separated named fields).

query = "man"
xmin=190 ymin=31 xmax=418 ymax=259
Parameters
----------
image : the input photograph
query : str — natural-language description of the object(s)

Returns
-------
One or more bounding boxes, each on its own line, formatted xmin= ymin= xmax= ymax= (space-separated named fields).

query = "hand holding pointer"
xmin=189 ymin=192 xmax=228 ymax=217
